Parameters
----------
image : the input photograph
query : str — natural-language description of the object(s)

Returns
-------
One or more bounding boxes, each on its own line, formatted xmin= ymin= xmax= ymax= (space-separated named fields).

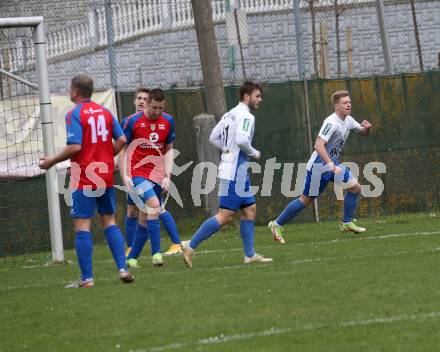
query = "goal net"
xmin=0 ymin=17 xmax=63 ymax=263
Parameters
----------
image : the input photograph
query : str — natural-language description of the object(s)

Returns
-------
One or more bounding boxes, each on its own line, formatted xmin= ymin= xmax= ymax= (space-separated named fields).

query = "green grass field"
xmin=1 ymin=212 xmax=440 ymax=352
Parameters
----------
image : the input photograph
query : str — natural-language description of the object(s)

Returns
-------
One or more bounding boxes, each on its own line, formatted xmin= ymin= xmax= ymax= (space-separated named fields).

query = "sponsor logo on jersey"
xmin=149 ymin=132 xmax=159 ymax=143
xmin=243 ymin=118 xmax=250 ymax=132
xmin=322 ymin=123 xmax=332 ymax=136
xmin=159 ymin=124 xmax=166 ymax=130
xmin=84 ymin=108 xmax=103 ymax=115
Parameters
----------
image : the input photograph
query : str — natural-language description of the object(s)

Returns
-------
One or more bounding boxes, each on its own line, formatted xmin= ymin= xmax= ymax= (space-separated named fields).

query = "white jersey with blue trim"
xmin=307 ymin=112 xmax=362 ymax=171
xmin=209 ymin=102 xmax=260 ymax=182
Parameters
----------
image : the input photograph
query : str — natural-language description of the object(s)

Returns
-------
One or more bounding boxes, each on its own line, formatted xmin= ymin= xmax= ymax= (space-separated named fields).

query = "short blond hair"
xmin=331 ymin=90 xmax=349 ymax=106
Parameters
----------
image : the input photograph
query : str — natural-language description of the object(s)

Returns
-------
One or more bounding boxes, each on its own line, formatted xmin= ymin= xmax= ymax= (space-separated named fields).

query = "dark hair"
xmin=148 ymin=88 xmax=165 ymax=102
xmin=239 ymin=81 xmax=262 ymax=101
xmin=331 ymin=90 xmax=350 ymax=106
xmin=135 ymin=87 xmax=150 ymax=97
xmin=71 ymin=75 xmax=94 ymax=98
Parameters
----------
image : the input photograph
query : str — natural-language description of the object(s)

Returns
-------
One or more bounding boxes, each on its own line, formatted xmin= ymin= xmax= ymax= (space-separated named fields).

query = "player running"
xmin=39 ymin=74 xmax=134 ymax=288
xmin=119 ymin=87 xmax=182 ymax=257
xmin=181 ymin=81 xmax=273 ymax=268
xmin=268 ymin=90 xmax=372 ymax=244
xmin=121 ymin=88 xmax=179 ymax=268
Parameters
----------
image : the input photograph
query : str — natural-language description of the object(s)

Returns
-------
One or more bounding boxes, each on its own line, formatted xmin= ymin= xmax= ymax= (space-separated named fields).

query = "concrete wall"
xmin=1 ymin=1 xmax=439 ymax=91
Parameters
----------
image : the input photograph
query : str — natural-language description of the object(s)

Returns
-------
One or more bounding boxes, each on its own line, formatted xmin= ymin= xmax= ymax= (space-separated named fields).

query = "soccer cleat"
xmin=152 ymin=253 xmax=164 ymax=267
xmin=118 ymin=269 xmax=135 ymax=283
xmin=65 ymin=278 xmax=94 ymax=289
xmin=268 ymin=221 xmax=285 ymax=244
xmin=127 ymin=258 xmax=140 ymax=268
xmin=340 ymin=222 xmax=366 ymax=234
xmin=244 ymin=253 xmax=273 ymax=264
xmin=125 ymin=246 xmax=132 ymax=257
xmin=181 ymin=240 xmax=194 ymax=268
xmin=163 ymin=243 xmax=183 ymax=256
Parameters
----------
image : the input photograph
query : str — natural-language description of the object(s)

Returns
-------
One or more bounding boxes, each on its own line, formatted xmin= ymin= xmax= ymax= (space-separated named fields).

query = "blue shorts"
xmin=303 ymin=164 xmax=354 ymax=198
xmin=71 ymin=187 xmax=116 ymax=219
xmin=218 ymin=179 xmax=256 ymax=212
xmin=127 ymin=176 xmax=163 ymax=206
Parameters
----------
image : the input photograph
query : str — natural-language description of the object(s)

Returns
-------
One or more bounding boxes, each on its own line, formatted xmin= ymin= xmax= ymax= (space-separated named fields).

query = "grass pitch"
xmin=1 ymin=212 xmax=440 ymax=351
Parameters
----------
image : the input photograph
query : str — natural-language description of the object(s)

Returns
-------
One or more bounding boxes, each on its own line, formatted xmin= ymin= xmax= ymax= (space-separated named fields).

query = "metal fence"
xmin=1 ymin=0 xmax=439 ymax=90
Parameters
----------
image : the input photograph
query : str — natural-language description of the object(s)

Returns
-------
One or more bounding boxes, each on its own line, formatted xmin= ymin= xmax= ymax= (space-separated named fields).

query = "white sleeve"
xmin=209 ymin=120 xmax=226 ymax=151
xmin=317 ymin=119 xmax=336 ymax=142
xmin=348 ymin=116 xmax=363 ymax=133
xmin=235 ymin=115 xmax=259 ymax=158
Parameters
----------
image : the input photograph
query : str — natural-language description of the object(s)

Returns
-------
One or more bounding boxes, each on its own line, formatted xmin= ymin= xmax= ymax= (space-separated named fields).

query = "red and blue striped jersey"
xmin=122 ymin=111 xmax=175 ymax=184
xmin=66 ymin=99 xmax=124 ymax=189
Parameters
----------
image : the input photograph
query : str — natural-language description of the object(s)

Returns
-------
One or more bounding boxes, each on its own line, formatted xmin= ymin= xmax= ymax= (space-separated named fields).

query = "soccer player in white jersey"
xmin=268 ymin=90 xmax=373 ymax=243
xmin=181 ymin=81 xmax=273 ymax=268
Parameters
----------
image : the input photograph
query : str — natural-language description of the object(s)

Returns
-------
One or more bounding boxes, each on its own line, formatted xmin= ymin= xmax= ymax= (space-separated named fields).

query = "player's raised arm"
xmin=348 ymin=116 xmax=372 ymax=137
xmin=360 ymin=120 xmax=372 ymax=136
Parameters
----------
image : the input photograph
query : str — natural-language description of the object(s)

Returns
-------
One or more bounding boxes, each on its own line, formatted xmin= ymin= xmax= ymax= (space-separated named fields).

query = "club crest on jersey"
xmin=150 ymin=124 xmax=156 ymax=131
xmin=149 ymin=132 xmax=159 ymax=143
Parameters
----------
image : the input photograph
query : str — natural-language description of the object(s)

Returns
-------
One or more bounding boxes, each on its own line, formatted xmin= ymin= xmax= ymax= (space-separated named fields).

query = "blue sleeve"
xmin=66 ymin=108 xmax=82 ymax=145
xmin=112 ymin=115 xmax=124 ymax=141
xmin=165 ymin=116 xmax=175 ymax=144
xmin=123 ymin=117 xmax=134 ymax=144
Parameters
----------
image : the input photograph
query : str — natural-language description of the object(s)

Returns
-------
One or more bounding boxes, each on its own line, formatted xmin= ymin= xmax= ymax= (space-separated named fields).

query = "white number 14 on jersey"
xmin=87 ymin=115 xmax=109 ymax=143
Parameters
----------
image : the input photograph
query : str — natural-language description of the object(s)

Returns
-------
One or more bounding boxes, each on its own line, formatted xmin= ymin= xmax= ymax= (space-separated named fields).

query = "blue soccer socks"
xmin=160 ymin=211 xmax=181 ymax=244
xmin=240 ymin=220 xmax=256 ymax=258
xmin=104 ymin=225 xmax=127 ymax=271
xmin=190 ymin=217 xmax=221 ymax=250
xmin=75 ymin=231 xmax=93 ymax=281
xmin=147 ymin=219 xmax=161 ymax=255
xmin=343 ymin=192 xmax=360 ymax=224
xmin=125 ymin=216 xmax=137 ymax=248
xmin=128 ymin=223 xmax=149 ymax=259
xmin=276 ymin=199 xmax=306 ymax=226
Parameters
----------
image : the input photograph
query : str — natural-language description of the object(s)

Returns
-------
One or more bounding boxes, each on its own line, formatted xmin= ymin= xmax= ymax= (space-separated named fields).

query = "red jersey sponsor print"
xmin=123 ymin=112 xmax=175 ymax=185
xmin=66 ymin=100 xmax=124 ymax=189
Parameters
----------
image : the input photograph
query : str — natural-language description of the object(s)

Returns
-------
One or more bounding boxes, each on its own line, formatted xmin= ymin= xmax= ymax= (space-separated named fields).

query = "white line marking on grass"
xmin=288 ymin=247 xmax=440 ymax=266
xmin=142 ymin=311 xmax=440 ymax=351
xmin=2 ymin=244 xmax=439 ymax=291
xmin=2 ymin=230 xmax=440 ymax=274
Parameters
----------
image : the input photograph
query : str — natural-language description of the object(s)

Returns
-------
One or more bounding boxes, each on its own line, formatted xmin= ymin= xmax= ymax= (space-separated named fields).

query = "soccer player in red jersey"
xmin=39 ymin=75 xmax=134 ymax=288
xmin=120 ymin=88 xmax=180 ymax=267
xmin=119 ymin=87 xmax=149 ymax=251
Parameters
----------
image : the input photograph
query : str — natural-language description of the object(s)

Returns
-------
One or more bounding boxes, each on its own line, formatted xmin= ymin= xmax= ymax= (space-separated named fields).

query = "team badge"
xmin=149 ymin=132 xmax=159 ymax=142
xmin=151 ymin=124 xmax=156 ymax=131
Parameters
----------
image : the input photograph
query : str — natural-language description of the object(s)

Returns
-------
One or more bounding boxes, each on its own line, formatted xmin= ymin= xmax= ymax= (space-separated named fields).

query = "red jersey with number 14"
xmin=66 ymin=100 xmax=124 ymax=189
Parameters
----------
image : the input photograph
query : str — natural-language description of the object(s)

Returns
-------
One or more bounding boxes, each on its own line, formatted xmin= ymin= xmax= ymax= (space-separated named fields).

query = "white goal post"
xmin=0 ymin=17 xmax=64 ymax=262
